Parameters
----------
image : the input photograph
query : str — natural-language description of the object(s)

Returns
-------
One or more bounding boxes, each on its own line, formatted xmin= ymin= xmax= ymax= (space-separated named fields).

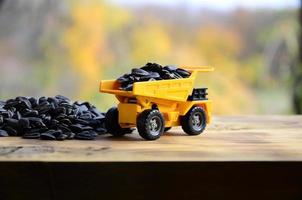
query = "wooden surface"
xmin=0 ymin=115 xmax=302 ymax=161
xmin=1 ymin=162 xmax=302 ymax=200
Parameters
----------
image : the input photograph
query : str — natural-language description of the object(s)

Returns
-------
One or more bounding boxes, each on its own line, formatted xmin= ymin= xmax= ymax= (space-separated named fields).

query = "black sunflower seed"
xmin=131 ymin=68 xmax=150 ymax=76
xmin=74 ymin=118 xmax=90 ymax=125
xmin=38 ymin=97 xmax=47 ymax=104
xmin=95 ymin=127 xmax=107 ymax=134
xmin=28 ymin=97 xmax=38 ymax=108
xmin=49 ymin=130 xmax=63 ymax=138
xmin=4 ymin=100 xmax=19 ymax=109
xmin=57 ymin=124 xmax=70 ymax=131
xmin=27 ymin=117 xmax=43 ymax=125
xmin=0 ymin=95 xmax=107 ymax=140
xmin=117 ymin=76 xmax=129 ymax=83
xmin=66 ymin=132 xmax=75 ymax=139
xmin=1 ymin=111 xmax=13 ymax=118
xmin=19 ymin=118 xmax=30 ymax=129
xmin=75 ymin=130 xmax=97 ymax=140
xmin=60 ymin=118 xmax=72 ymax=126
xmin=55 ymin=95 xmax=70 ymax=102
xmin=3 ymin=126 xmax=18 ymax=136
xmin=176 ymin=68 xmax=191 ymax=77
xmin=40 ymin=132 xmax=56 ymax=140
xmin=117 ymin=63 xmax=191 ymax=91
xmin=0 ymin=100 xmax=5 ymax=106
xmin=141 ymin=62 xmax=163 ymax=72
xmin=19 ymin=99 xmax=32 ymax=109
xmin=23 ymin=132 xmax=40 ymax=139
xmin=23 ymin=109 xmax=39 ymax=117
xmin=0 ymin=129 xmax=8 ymax=137
xmin=56 ymin=133 xmax=68 ymax=141
xmin=163 ymin=65 xmax=178 ymax=71
xmin=123 ymin=84 xmax=133 ymax=91
xmin=4 ymin=118 xmax=19 ymax=129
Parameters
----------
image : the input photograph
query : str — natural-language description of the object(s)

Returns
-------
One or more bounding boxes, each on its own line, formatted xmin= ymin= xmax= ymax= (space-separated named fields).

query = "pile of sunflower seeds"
xmin=0 ymin=95 xmax=106 ymax=140
xmin=117 ymin=63 xmax=191 ymax=91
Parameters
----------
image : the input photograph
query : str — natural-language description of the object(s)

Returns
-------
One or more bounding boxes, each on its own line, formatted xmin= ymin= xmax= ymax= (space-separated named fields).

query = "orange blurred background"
xmin=0 ymin=0 xmax=299 ymax=114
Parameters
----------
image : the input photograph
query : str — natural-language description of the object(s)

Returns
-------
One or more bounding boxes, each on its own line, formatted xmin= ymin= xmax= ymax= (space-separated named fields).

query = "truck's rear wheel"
xmin=137 ymin=109 xmax=165 ymax=140
xmin=181 ymin=106 xmax=207 ymax=135
xmin=105 ymin=107 xmax=132 ymax=137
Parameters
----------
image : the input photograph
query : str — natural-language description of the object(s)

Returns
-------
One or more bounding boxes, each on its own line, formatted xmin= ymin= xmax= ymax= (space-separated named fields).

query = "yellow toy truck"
xmin=100 ymin=66 xmax=213 ymax=140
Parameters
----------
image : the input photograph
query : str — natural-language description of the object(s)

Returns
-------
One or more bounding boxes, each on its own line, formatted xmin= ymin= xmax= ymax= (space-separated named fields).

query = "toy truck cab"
xmin=100 ymin=66 xmax=214 ymax=140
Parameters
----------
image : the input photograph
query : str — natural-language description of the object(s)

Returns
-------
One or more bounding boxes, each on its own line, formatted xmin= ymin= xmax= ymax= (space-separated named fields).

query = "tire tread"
xmin=181 ymin=106 xmax=207 ymax=135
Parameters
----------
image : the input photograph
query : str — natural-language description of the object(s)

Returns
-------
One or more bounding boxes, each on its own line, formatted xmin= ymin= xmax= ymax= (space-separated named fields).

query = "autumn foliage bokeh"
xmin=0 ymin=0 xmax=298 ymax=114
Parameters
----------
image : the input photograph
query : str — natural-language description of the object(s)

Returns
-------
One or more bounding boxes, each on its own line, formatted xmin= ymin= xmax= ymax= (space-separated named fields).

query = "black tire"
xmin=164 ymin=127 xmax=172 ymax=132
xmin=105 ymin=107 xmax=129 ymax=137
xmin=137 ymin=109 xmax=165 ymax=140
xmin=181 ymin=106 xmax=207 ymax=135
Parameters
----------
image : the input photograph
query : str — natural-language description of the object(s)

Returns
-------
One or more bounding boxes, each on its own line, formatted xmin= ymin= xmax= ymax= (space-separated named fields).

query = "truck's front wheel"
xmin=181 ymin=106 xmax=207 ymax=135
xmin=137 ymin=109 xmax=165 ymax=140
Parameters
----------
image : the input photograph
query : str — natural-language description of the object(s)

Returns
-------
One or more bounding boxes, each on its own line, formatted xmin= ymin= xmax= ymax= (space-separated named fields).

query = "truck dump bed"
xmin=100 ymin=66 xmax=213 ymax=102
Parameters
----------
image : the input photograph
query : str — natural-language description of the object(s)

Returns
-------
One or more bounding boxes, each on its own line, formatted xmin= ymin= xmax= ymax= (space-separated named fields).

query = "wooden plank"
xmin=0 ymin=162 xmax=302 ymax=200
xmin=0 ymin=115 xmax=301 ymax=161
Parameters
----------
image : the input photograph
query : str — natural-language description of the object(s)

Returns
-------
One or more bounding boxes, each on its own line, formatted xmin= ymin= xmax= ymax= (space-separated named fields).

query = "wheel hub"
xmin=191 ymin=113 xmax=203 ymax=131
xmin=148 ymin=116 xmax=162 ymax=136
xmin=192 ymin=114 xmax=201 ymax=126
xmin=149 ymin=118 xmax=158 ymax=132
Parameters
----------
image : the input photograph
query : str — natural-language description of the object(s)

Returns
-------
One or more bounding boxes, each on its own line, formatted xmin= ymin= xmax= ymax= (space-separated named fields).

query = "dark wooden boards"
xmin=0 ymin=162 xmax=301 ymax=200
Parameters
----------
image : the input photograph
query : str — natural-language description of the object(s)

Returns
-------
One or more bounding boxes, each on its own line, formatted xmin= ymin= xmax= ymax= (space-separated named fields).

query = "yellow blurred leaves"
xmin=207 ymin=73 xmax=255 ymax=114
xmin=106 ymin=5 xmax=131 ymax=31
xmin=194 ymin=25 xmax=255 ymax=114
xmin=63 ymin=0 xmax=130 ymax=98
xmin=130 ymin=22 xmax=171 ymax=64
xmin=196 ymin=25 xmax=243 ymax=60
xmin=63 ymin=1 xmax=105 ymax=98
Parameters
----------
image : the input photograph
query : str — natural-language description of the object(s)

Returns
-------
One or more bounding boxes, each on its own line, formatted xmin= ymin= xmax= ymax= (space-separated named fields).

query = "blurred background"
xmin=0 ymin=0 xmax=300 ymax=115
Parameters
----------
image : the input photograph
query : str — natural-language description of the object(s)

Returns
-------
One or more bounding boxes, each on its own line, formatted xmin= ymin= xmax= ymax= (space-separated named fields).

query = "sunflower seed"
xmin=40 ymin=132 xmax=56 ymax=140
xmin=117 ymin=63 xmax=191 ymax=91
xmin=23 ymin=132 xmax=40 ymax=139
xmin=0 ymin=129 xmax=8 ymax=137
xmin=0 ymin=96 xmax=107 ymax=140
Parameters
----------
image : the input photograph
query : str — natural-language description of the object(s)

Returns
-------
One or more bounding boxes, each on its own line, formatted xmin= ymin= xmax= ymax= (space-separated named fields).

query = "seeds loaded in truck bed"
xmin=117 ymin=63 xmax=191 ymax=91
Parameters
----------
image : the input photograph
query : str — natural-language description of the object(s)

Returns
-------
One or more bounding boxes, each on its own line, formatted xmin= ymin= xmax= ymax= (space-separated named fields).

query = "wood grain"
xmin=0 ymin=115 xmax=301 ymax=161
